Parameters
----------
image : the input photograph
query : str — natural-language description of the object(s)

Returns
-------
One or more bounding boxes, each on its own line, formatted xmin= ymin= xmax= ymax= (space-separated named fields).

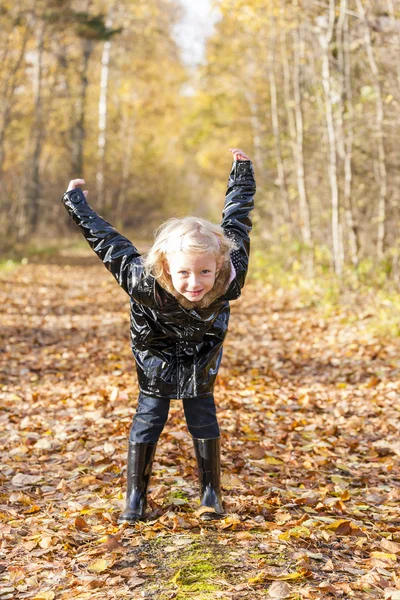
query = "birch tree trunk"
xmin=243 ymin=49 xmax=264 ymax=179
xmin=96 ymin=12 xmax=114 ymax=209
xmin=356 ymin=0 xmax=387 ymax=260
xmin=386 ymin=0 xmax=400 ymax=92
xmin=338 ymin=0 xmax=359 ymax=268
xmin=292 ymin=25 xmax=314 ymax=275
xmin=319 ymin=0 xmax=343 ymax=276
xmin=268 ymin=14 xmax=292 ymax=227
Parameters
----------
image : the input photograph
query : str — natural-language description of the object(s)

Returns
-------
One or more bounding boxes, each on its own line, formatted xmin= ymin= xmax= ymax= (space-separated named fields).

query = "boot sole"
xmin=117 ymin=515 xmax=144 ymax=524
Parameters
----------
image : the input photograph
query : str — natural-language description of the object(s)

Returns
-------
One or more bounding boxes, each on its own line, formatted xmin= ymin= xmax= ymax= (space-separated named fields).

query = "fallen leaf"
xmin=173 ymin=536 xmax=193 ymax=546
xmin=87 ymin=558 xmax=112 ymax=573
xmin=248 ymin=569 xmax=311 ymax=584
xmin=127 ymin=576 xmax=146 ymax=588
xmin=111 ymin=567 xmax=139 ymax=578
xmin=381 ymin=538 xmax=400 ymax=554
xmin=11 ymin=474 xmax=42 ymax=487
xmin=103 ymin=442 xmax=115 ymax=455
xmin=267 ymin=581 xmax=292 ymax=598
xmin=371 ymin=551 xmax=397 ymax=561
xmin=34 ymin=438 xmax=52 ymax=450
xmin=101 ymin=535 xmax=126 ymax=553
xmin=75 ymin=516 xmax=89 ymax=531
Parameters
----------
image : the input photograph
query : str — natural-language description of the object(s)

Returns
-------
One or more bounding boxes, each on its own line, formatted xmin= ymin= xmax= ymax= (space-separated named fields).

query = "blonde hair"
xmin=142 ymin=216 xmax=239 ymax=280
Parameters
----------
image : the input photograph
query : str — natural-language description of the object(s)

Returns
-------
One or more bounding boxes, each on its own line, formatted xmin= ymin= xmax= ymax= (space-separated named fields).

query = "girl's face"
xmin=166 ymin=251 xmax=221 ymax=302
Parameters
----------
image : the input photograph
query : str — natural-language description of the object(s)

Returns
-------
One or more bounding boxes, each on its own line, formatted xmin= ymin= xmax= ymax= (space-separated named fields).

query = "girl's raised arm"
xmin=221 ymin=149 xmax=256 ymax=294
xmin=61 ymin=179 xmax=149 ymax=301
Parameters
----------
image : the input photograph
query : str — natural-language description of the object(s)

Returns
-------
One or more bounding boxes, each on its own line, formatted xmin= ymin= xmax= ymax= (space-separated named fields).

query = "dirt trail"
xmin=1 ymin=251 xmax=399 ymax=599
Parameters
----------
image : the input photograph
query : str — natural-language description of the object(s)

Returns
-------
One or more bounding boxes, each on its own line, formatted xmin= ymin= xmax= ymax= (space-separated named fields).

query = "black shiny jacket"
xmin=61 ymin=160 xmax=256 ymax=399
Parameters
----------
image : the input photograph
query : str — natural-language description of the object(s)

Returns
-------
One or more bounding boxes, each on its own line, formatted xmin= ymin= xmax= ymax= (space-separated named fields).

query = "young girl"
xmin=61 ymin=148 xmax=256 ymax=523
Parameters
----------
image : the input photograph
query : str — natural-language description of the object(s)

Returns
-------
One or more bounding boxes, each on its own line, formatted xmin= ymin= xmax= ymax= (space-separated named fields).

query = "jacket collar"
xmin=157 ymin=254 xmax=233 ymax=310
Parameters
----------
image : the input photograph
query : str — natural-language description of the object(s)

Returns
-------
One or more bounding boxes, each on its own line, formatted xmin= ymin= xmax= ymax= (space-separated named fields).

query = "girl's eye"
xmin=178 ymin=270 xmax=211 ymax=275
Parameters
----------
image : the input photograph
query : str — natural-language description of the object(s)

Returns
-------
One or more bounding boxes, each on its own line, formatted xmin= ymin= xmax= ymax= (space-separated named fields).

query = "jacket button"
xmin=71 ymin=191 xmax=83 ymax=203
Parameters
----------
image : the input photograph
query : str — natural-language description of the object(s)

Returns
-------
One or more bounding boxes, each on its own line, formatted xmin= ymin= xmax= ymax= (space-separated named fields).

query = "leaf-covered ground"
xmin=1 ymin=249 xmax=399 ymax=600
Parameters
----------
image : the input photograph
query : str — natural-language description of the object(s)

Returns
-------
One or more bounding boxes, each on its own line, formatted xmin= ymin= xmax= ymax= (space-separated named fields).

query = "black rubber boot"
xmin=192 ymin=436 xmax=225 ymax=521
xmin=118 ymin=442 xmax=157 ymax=524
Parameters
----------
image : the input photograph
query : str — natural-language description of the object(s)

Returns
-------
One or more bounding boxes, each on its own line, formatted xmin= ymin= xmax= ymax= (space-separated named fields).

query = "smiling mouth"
xmin=187 ymin=290 xmax=203 ymax=295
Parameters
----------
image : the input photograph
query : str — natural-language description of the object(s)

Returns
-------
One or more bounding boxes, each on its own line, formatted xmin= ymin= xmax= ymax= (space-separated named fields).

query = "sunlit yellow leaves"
xmin=341 ymin=489 xmax=351 ymax=501
xmin=248 ymin=568 xmax=311 ymax=584
xmin=24 ymin=504 xmax=41 ymax=514
xmin=370 ymin=551 xmax=397 ymax=562
xmin=279 ymin=525 xmax=311 ymax=541
xmin=32 ymin=592 xmax=55 ymax=600
xmin=87 ymin=558 xmax=113 ymax=573
xmin=264 ymin=456 xmax=284 ymax=465
xmin=325 ymin=519 xmax=365 ymax=537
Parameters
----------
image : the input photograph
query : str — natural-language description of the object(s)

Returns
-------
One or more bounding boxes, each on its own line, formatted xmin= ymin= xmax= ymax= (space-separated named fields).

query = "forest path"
xmin=1 ymin=251 xmax=399 ymax=599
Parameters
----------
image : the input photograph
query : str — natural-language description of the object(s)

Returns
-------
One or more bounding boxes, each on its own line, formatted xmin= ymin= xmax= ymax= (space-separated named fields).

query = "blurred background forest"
xmin=1 ymin=0 xmax=400 ymax=287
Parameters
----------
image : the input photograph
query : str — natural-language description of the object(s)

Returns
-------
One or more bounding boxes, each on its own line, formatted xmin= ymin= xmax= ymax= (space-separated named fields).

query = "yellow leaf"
xmin=87 ymin=558 xmax=112 ymax=573
xmin=264 ymin=456 xmax=284 ymax=465
xmin=248 ymin=571 xmax=267 ymax=584
xmin=237 ymin=531 xmax=253 ymax=540
xmin=326 ymin=519 xmax=350 ymax=531
xmin=269 ymin=569 xmax=311 ymax=581
xmin=171 ymin=568 xmax=182 ymax=584
xmin=371 ymin=551 xmax=397 ymax=561
xmin=24 ymin=505 xmax=41 ymax=514
xmin=248 ymin=569 xmax=310 ymax=584
xmin=279 ymin=526 xmax=311 ymax=541
xmin=336 ymin=462 xmax=351 ymax=473
xmin=33 ymin=593 xmax=55 ymax=600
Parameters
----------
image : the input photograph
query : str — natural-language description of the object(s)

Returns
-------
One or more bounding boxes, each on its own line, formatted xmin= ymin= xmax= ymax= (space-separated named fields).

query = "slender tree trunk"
xmin=268 ymin=15 xmax=292 ymax=227
xmin=292 ymin=25 xmax=314 ymax=275
xmin=280 ymin=26 xmax=297 ymax=168
xmin=72 ymin=38 xmax=94 ymax=176
xmin=356 ymin=0 xmax=387 ymax=260
xmin=319 ymin=0 xmax=343 ymax=276
xmin=17 ymin=18 xmax=45 ymax=238
xmin=386 ymin=0 xmax=400 ymax=91
xmin=243 ymin=49 xmax=264 ymax=178
xmin=96 ymin=12 xmax=114 ymax=208
xmin=339 ymin=0 xmax=359 ymax=268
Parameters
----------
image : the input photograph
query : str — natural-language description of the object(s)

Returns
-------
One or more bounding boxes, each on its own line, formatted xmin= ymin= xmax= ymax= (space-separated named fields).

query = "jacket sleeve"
xmin=221 ymin=160 xmax=256 ymax=298
xmin=60 ymin=187 xmax=156 ymax=306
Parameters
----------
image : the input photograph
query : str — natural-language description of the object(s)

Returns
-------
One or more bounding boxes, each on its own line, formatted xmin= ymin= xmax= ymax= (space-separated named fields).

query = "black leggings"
xmin=129 ymin=391 xmax=220 ymax=443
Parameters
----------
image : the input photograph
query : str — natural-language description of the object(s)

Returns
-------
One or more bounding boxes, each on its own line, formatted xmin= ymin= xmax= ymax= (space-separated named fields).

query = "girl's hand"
xmin=229 ymin=148 xmax=250 ymax=161
xmin=67 ymin=178 xmax=89 ymax=198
